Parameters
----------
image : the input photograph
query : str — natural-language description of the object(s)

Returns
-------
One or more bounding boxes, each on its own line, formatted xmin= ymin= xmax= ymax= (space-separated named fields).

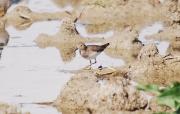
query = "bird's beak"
xmin=75 ymin=48 xmax=78 ymax=51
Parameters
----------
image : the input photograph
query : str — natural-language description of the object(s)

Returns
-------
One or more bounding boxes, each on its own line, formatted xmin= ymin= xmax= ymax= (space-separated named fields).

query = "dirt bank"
xmin=0 ymin=18 xmax=9 ymax=59
xmin=54 ymin=44 xmax=179 ymax=114
xmin=105 ymin=29 xmax=143 ymax=63
xmin=54 ymin=68 xmax=150 ymax=114
xmin=167 ymin=37 xmax=180 ymax=55
xmin=0 ymin=102 xmax=30 ymax=114
xmin=128 ymin=44 xmax=180 ymax=86
xmin=4 ymin=6 xmax=72 ymax=30
xmin=35 ymin=18 xmax=143 ymax=63
xmin=68 ymin=0 xmax=170 ymax=34
xmin=35 ymin=18 xmax=104 ymax=62
xmin=144 ymin=0 xmax=180 ymax=55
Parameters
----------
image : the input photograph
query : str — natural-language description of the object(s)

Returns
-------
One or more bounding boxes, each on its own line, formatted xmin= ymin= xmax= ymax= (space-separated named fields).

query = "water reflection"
xmin=75 ymin=22 xmax=143 ymax=63
xmin=6 ymin=6 xmax=33 ymax=30
xmin=139 ymin=22 xmax=169 ymax=55
xmin=35 ymin=18 xmax=105 ymax=63
xmin=0 ymin=19 xmax=9 ymax=59
xmin=0 ymin=0 xmax=22 ymax=17
xmin=6 ymin=5 xmax=71 ymax=30
xmin=0 ymin=19 xmax=124 ymax=114
xmin=105 ymin=31 xmax=143 ymax=63
xmin=0 ymin=1 xmax=127 ymax=114
xmin=0 ymin=20 xmax=64 ymax=114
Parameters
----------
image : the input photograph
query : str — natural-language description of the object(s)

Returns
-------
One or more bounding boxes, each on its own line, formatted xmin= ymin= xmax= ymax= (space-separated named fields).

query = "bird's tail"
xmin=102 ymin=43 xmax=110 ymax=49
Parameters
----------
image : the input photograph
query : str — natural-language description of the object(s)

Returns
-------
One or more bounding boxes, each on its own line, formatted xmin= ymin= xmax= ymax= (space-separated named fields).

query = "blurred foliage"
xmin=137 ymin=82 xmax=180 ymax=114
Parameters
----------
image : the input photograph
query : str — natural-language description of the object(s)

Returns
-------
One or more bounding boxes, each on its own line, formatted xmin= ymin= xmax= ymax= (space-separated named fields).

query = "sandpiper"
xmin=76 ymin=42 xmax=110 ymax=66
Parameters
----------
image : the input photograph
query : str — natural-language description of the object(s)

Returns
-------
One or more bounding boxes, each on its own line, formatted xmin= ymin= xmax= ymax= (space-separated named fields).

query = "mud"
xmin=144 ymin=0 xmax=180 ymax=55
xmin=4 ymin=6 xmax=72 ymax=30
xmin=105 ymin=29 xmax=143 ymax=63
xmin=0 ymin=0 xmax=180 ymax=114
xmin=54 ymin=68 xmax=149 ymax=114
xmin=54 ymin=44 xmax=179 ymax=114
xmin=73 ymin=0 xmax=168 ymax=33
xmin=168 ymin=37 xmax=180 ymax=55
xmin=0 ymin=102 xmax=30 ymax=114
xmin=35 ymin=18 xmax=104 ymax=62
xmin=0 ymin=18 xmax=9 ymax=59
xmin=146 ymin=24 xmax=180 ymax=55
xmin=35 ymin=19 xmax=143 ymax=63
xmin=128 ymin=44 xmax=180 ymax=86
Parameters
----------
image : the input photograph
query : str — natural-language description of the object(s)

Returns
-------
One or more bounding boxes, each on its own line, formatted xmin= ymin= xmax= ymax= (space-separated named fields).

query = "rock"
xmin=5 ymin=6 xmax=33 ymax=30
xmin=145 ymin=25 xmax=180 ymax=41
xmin=35 ymin=18 xmax=105 ymax=62
xmin=5 ymin=6 xmax=72 ymax=30
xmin=75 ymin=0 xmax=168 ymax=34
xmin=54 ymin=68 xmax=149 ymax=114
xmin=34 ymin=17 xmax=143 ymax=64
xmin=53 ymin=43 xmax=177 ymax=114
xmin=144 ymin=0 xmax=180 ymax=54
xmin=0 ymin=19 xmax=9 ymax=45
xmin=57 ymin=110 xmax=153 ymax=114
xmin=162 ymin=0 xmax=180 ymax=23
xmin=52 ymin=0 xmax=83 ymax=7
xmin=0 ymin=0 xmax=23 ymax=17
xmin=149 ymin=98 xmax=171 ymax=113
xmin=145 ymin=24 xmax=180 ymax=55
xmin=105 ymin=29 xmax=143 ymax=63
xmin=0 ymin=102 xmax=29 ymax=114
xmin=0 ymin=19 xmax=9 ymax=59
xmin=0 ymin=0 xmax=11 ymax=17
xmin=35 ymin=18 xmax=142 ymax=63
xmin=168 ymin=36 xmax=180 ymax=56
xmin=52 ymin=0 xmax=179 ymax=36
xmin=128 ymin=44 xmax=180 ymax=86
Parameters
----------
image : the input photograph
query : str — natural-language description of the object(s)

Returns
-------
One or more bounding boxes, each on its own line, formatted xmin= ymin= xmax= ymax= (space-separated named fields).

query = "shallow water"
xmin=0 ymin=1 xmax=125 ymax=114
xmin=139 ymin=22 xmax=169 ymax=55
xmin=0 ymin=22 xmax=71 ymax=114
xmin=0 ymin=1 xmax=170 ymax=114
xmin=0 ymin=22 xmax=124 ymax=114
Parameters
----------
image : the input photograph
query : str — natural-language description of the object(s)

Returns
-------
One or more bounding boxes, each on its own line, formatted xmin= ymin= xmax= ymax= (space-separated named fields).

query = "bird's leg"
xmin=92 ymin=58 xmax=97 ymax=64
xmin=83 ymin=60 xmax=92 ymax=70
xmin=85 ymin=59 xmax=96 ymax=70
xmin=89 ymin=59 xmax=92 ymax=66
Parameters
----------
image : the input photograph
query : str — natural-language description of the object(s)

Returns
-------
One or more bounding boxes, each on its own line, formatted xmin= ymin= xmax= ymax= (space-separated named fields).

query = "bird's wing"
xmin=87 ymin=43 xmax=109 ymax=52
xmin=87 ymin=45 xmax=103 ymax=52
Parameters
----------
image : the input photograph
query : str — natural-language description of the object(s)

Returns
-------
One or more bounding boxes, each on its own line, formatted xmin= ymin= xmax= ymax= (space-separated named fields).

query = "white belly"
xmin=87 ymin=52 xmax=101 ymax=59
xmin=0 ymin=38 xmax=7 ymax=44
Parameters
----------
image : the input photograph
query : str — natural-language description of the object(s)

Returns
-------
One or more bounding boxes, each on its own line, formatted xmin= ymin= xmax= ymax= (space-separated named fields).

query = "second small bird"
xmin=76 ymin=42 xmax=110 ymax=66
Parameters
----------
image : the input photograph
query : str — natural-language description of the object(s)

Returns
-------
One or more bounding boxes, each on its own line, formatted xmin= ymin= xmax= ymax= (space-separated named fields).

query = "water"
xmin=139 ymin=22 xmax=169 ymax=55
xmin=0 ymin=1 xmax=124 ymax=114
xmin=0 ymin=21 xmax=71 ymax=114
xmin=0 ymin=22 xmax=124 ymax=114
xmin=0 ymin=1 xmax=170 ymax=114
xmin=75 ymin=22 xmax=114 ymax=38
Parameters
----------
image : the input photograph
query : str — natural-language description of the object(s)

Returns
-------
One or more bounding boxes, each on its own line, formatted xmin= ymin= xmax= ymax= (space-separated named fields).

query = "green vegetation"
xmin=137 ymin=82 xmax=180 ymax=114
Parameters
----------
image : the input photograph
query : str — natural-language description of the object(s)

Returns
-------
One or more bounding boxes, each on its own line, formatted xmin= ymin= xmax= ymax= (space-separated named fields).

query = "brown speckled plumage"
xmin=77 ymin=42 xmax=109 ymax=66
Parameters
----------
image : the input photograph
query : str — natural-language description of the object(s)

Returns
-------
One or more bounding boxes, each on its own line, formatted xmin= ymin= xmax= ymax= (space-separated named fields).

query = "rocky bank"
xmin=54 ymin=44 xmax=180 ymax=114
xmin=0 ymin=102 xmax=29 ymax=114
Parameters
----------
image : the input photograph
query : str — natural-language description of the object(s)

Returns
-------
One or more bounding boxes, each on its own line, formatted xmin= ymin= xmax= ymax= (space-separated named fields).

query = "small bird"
xmin=76 ymin=42 xmax=110 ymax=66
